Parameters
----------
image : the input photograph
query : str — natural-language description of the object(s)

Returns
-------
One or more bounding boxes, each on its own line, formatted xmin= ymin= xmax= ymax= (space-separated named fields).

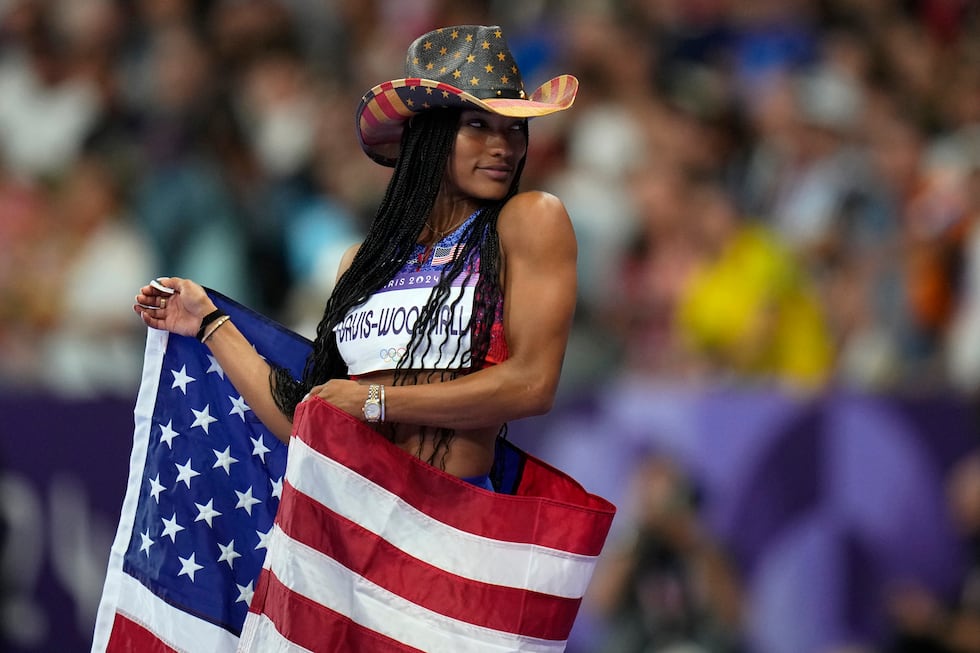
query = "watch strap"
xmin=363 ymin=384 xmax=384 ymax=423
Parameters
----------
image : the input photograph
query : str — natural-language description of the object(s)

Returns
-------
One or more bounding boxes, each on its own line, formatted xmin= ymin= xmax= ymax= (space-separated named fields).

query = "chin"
xmin=473 ymin=184 xmax=511 ymax=202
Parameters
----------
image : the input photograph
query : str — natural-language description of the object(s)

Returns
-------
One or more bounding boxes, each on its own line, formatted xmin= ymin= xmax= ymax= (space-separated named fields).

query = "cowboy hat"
xmin=355 ymin=25 xmax=578 ymax=166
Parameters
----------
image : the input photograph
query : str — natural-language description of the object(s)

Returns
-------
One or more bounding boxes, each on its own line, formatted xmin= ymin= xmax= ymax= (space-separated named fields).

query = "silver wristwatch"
xmin=363 ymin=384 xmax=383 ymax=423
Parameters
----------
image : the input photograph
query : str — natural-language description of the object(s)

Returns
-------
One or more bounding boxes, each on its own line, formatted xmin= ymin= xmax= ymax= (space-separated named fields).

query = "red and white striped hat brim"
xmin=356 ymin=74 xmax=578 ymax=166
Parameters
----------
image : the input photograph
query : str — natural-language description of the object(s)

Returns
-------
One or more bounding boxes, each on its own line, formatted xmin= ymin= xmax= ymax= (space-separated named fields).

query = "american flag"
xmin=431 ymin=243 xmax=461 ymax=266
xmin=92 ymin=291 xmax=309 ymax=652
xmin=94 ymin=291 xmax=616 ymax=652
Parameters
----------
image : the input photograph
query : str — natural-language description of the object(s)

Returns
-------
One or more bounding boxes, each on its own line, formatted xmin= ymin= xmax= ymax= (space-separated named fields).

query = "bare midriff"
xmin=351 ymin=369 xmax=502 ymax=479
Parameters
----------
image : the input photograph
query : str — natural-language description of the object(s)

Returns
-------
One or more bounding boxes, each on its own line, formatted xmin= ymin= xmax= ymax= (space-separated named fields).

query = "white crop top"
xmin=334 ymin=213 xmax=482 ymax=376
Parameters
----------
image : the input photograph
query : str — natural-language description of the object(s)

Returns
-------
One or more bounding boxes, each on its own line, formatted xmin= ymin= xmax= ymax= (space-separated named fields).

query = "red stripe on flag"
xmin=295 ymin=399 xmax=614 ymax=555
xmin=252 ymin=570 xmax=425 ymax=653
xmin=106 ymin=613 xmax=179 ymax=653
xmin=276 ymin=482 xmax=582 ymax=640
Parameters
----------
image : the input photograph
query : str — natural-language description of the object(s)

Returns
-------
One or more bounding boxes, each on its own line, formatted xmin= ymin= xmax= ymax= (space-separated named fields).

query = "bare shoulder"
xmin=336 ymin=242 xmax=362 ymax=282
xmin=498 ymin=191 xmax=575 ymax=243
xmin=499 ymin=190 xmax=569 ymax=223
xmin=496 ymin=192 xmax=576 ymax=275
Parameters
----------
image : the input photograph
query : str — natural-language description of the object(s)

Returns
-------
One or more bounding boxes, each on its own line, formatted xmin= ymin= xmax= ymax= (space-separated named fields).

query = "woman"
xmin=133 ymin=25 xmax=578 ymax=492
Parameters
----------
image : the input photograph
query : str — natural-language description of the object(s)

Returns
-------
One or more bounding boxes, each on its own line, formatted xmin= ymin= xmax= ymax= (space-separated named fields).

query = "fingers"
xmin=135 ymin=277 xmax=180 ymax=311
xmin=139 ymin=277 xmax=179 ymax=297
xmin=150 ymin=278 xmax=177 ymax=295
xmin=304 ymin=385 xmax=324 ymax=401
xmin=139 ymin=310 xmax=156 ymax=326
xmin=133 ymin=277 xmax=216 ymax=339
xmin=136 ymin=306 xmax=164 ymax=329
xmin=135 ymin=293 xmax=167 ymax=311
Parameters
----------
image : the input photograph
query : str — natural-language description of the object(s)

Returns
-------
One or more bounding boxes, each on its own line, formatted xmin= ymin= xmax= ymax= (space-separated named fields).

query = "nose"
xmin=486 ymin=129 xmax=512 ymax=156
xmin=490 ymin=126 xmax=527 ymax=161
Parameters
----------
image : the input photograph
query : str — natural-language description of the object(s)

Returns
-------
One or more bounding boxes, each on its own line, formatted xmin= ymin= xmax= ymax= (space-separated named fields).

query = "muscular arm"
xmin=314 ymin=191 xmax=578 ymax=428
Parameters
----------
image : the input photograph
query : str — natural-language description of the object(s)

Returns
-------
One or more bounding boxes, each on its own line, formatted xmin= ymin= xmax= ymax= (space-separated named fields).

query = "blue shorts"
xmin=462 ymin=474 xmax=495 ymax=492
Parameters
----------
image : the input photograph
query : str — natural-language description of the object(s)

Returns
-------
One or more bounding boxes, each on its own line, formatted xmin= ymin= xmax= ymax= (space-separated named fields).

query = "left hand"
xmin=134 ymin=277 xmax=217 ymax=337
xmin=307 ymin=379 xmax=369 ymax=420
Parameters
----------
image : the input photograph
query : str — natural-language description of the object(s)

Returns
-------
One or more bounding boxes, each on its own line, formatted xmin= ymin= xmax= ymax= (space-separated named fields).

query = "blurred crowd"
xmin=0 ymin=0 xmax=978 ymax=399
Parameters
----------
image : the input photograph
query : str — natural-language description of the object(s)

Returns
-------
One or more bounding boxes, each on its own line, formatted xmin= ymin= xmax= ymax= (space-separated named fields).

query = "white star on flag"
xmin=255 ymin=527 xmax=272 ymax=550
xmin=212 ymin=446 xmax=239 ymax=474
xmin=251 ymin=435 xmax=271 ymax=463
xmin=139 ymin=530 xmax=154 ymax=556
xmin=171 ymin=365 xmax=195 ymax=394
xmin=190 ymin=405 xmax=218 ymax=434
xmin=159 ymin=420 xmax=179 ymax=448
xmin=160 ymin=513 xmax=184 ymax=543
xmin=194 ymin=499 xmax=221 ymax=527
xmin=229 ymin=395 xmax=251 ymax=420
xmin=218 ymin=540 xmax=241 ymax=569
xmin=177 ymin=553 xmax=204 ymax=582
xmin=174 ymin=459 xmax=200 ymax=489
xmin=234 ymin=486 xmax=261 ymax=516
xmin=148 ymin=474 xmax=165 ymax=503
xmin=236 ymin=580 xmax=254 ymax=605
xmin=206 ymin=354 xmax=225 ymax=379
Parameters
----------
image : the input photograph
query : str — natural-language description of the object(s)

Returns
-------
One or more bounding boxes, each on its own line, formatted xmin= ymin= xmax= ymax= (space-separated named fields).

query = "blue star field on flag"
xmin=119 ymin=290 xmax=310 ymax=636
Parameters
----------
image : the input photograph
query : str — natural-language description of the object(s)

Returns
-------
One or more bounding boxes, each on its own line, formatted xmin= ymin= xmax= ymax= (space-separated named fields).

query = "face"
xmin=443 ymin=110 xmax=527 ymax=202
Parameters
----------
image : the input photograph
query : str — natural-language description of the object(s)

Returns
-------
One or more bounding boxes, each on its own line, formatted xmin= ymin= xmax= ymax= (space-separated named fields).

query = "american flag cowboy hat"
xmin=355 ymin=25 xmax=578 ymax=166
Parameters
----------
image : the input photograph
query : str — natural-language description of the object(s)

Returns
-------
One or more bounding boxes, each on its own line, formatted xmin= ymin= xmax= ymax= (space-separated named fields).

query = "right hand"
xmin=133 ymin=277 xmax=217 ymax=338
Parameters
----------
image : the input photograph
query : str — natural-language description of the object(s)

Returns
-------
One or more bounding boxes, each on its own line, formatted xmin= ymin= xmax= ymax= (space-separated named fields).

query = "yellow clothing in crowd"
xmin=676 ymin=225 xmax=834 ymax=388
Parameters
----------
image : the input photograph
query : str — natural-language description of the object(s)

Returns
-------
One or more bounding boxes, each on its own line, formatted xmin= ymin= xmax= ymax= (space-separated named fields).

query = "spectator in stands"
xmin=675 ymin=181 xmax=835 ymax=389
xmin=886 ymin=449 xmax=980 ymax=652
xmin=588 ymin=453 xmax=745 ymax=653
xmin=0 ymin=1 xmax=102 ymax=179
xmin=0 ymin=155 xmax=53 ymax=388
xmin=38 ymin=154 xmax=158 ymax=396
xmin=131 ymin=19 xmax=256 ymax=308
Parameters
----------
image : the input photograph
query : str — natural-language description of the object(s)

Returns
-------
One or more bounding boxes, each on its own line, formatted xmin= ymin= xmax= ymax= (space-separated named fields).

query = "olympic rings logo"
xmin=379 ymin=347 xmax=407 ymax=363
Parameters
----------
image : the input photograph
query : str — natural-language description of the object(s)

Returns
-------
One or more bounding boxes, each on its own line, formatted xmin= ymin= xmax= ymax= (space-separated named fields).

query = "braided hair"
xmin=271 ymin=107 xmax=527 ymax=465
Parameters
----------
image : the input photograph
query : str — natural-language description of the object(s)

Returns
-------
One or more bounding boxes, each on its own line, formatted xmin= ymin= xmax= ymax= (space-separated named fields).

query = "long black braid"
xmin=271 ymin=108 xmax=527 ymax=467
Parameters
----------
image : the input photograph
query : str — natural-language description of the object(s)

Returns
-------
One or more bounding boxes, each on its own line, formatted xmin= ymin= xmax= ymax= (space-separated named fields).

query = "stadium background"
xmin=0 ymin=0 xmax=978 ymax=651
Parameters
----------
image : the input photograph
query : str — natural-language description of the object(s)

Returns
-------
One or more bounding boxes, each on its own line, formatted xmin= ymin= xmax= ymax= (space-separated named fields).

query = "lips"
xmin=478 ymin=166 xmax=513 ymax=181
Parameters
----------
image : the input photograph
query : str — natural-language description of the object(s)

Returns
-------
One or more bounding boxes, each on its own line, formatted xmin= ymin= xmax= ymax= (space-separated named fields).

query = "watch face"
xmin=364 ymin=403 xmax=381 ymax=420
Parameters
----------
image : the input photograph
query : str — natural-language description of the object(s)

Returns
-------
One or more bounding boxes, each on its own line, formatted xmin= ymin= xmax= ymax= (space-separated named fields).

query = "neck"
xmin=425 ymin=198 xmax=480 ymax=241
xmin=430 ymin=194 xmax=480 ymax=229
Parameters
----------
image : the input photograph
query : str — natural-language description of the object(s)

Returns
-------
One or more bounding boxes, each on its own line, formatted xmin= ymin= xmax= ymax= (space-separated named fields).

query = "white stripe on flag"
xmin=286 ymin=435 xmax=598 ymax=598
xmin=113 ymin=565 xmax=240 ymax=652
xmin=263 ymin=526 xmax=567 ymax=653
xmin=238 ymin=614 xmax=314 ymax=653
xmin=92 ymin=328 xmax=168 ymax=652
